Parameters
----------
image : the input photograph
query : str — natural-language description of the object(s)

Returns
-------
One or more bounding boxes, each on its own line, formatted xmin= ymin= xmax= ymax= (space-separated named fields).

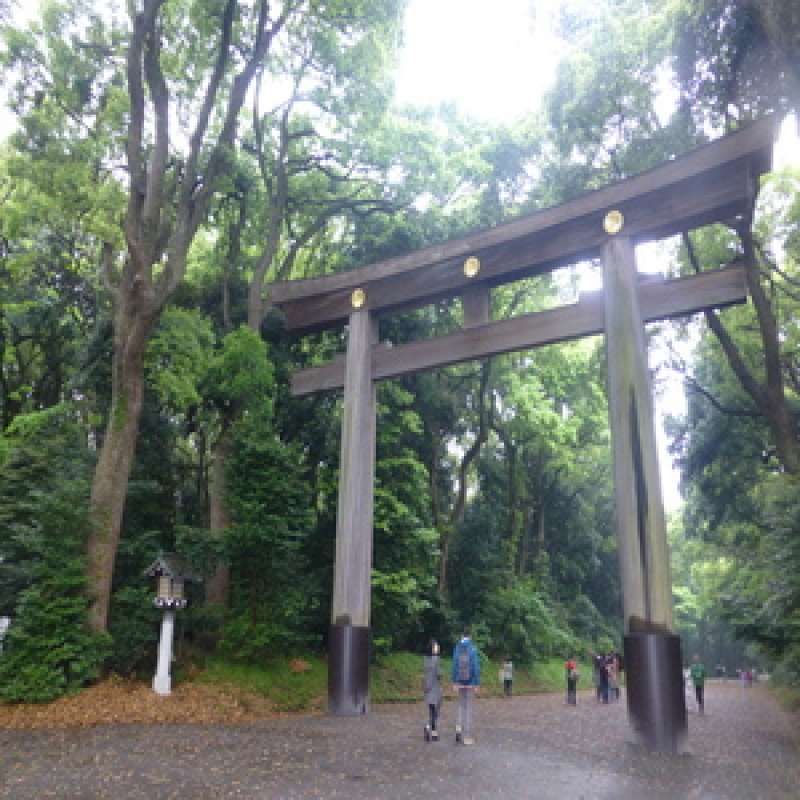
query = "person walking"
xmin=690 ymin=654 xmax=706 ymax=714
xmin=598 ymin=654 xmax=610 ymax=703
xmin=423 ymin=639 xmax=443 ymax=741
xmin=592 ymin=653 xmax=601 ymax=702
xmin=452 ymin=628 xmax=480 ymax=745
xmin=565 ymin=657 xmax=579 ymax=705
xmin=501 ymin=657 xmax=513 ymax=697
xmin=607 ymin=652 xmax=619 ymax=702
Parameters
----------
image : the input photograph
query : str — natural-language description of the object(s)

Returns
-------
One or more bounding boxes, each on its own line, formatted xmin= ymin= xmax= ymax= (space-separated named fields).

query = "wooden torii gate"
xmin=269 ymin=117 xmax=777 ymax=751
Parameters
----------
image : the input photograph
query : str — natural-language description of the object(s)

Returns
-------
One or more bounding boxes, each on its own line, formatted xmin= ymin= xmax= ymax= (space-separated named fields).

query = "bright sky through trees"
xmin=395 ymin=0 xmax=564 ymax=121
xmin=394 ymin=0 xmax=686 ymax=509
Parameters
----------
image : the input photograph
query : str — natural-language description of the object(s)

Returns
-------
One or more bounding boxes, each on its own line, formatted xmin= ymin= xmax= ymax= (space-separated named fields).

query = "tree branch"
xmin=183 ymin=0 xmax=236 ymax=198
xmin=736 ymin=224 xmax=784 ymax=399
xmin=142 ymin=11 xmax=170 ymax=245
xmin=683 ymin=375 xmax=761 ymax=418
xmin=683 ymin=231 xmax=769 ymax=410
xmin=451 ymin=362 xmax=492 ymax=525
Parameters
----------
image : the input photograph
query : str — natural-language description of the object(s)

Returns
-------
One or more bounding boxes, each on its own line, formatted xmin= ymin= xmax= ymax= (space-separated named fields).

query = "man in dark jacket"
xmin=452 ymin=629 xmax=480 ymax=745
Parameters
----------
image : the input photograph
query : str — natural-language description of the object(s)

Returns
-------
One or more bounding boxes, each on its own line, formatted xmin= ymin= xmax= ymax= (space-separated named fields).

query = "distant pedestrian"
xmin=690 ymin=654 xmax=706 ymax=714
xmin=607 ymin=652 xmax=619 ymax=702
xmin=501 ymin=658 xmax=513 ymax=697
xmin=565 ymin=658 xmax=579 ymax=705
xmin=598 ymin=654 xmax=610 ymax=703
xmin=452 ymin=628 xmax=480 ymax=745
xmin=422 ymin=639 xmax=443 ymax=742
xmin=592 ymin=653 xmax=602 ymax=702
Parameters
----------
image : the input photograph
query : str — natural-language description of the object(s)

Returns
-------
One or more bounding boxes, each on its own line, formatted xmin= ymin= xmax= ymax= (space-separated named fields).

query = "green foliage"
xmin=146 ymin=309 xmax=215 ymax=414
xmin=221 ymin=405 xmax=315 ymax=656
xmin=217 ymin=616 xmax=316 ymax=664
xmin=0 ymin=405 xmax=110 ymax=702
xmin=106 ymin=586 xmax=159 ymax=677
xmin=363 ymin=381 xmax=438 ymax=651
xmin=202 ymin=326 xmax=275 ymax=414
xmin=480 ymin=579 xmax=579 ymax=663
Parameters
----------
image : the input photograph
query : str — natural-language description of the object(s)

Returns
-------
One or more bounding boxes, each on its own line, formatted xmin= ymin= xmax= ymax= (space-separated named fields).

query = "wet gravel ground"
xmin=1 ymin=682 xmax=797 ymax=799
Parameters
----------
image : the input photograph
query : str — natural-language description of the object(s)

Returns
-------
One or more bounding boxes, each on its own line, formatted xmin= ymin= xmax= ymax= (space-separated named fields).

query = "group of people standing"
xmin=422 ymin=635 xmax=630 ymax=746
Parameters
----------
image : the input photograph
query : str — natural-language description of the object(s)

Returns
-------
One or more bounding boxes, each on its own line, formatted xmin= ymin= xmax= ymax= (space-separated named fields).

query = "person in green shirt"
xmin=690 ymin=654 xmax=706 ymax=714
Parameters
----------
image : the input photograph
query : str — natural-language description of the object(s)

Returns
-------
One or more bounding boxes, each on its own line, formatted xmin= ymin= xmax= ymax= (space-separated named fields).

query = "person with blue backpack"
xmin=451 ymin=628 xmax=480 ymax=745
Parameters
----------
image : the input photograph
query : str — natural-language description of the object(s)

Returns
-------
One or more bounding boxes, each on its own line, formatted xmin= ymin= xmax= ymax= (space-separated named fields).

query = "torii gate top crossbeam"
xmin=269 ymin=117 xmax=776 ymax=334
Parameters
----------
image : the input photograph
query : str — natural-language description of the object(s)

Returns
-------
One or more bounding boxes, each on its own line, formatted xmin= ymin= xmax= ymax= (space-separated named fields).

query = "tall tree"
xmin=2 ymin=0 xmax=304 ymax=631
xmin=203 ymin=3 xmax=403 ymax=602
xmin=85 ymin=0 xmax=302 ymax=632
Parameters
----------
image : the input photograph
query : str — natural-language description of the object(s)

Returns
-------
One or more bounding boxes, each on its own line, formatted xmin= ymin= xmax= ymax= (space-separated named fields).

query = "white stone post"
xmin=153 ymin=609 xmax=176 ymax=696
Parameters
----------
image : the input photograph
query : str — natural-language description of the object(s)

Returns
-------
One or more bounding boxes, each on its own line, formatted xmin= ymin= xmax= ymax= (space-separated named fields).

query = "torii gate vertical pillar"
xmin=328 ymin=309 xmax=376 ymax=715
xmin=602 ymin=236 xmax=688 ymax=753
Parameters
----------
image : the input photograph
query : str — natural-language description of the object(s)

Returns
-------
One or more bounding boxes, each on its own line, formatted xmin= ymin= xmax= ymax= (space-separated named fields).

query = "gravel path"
xmin=1 ymin=682 xmax=797 ymax=799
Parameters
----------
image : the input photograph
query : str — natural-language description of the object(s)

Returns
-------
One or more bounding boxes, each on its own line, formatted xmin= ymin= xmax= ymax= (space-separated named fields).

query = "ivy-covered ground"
xmin=1 ymin=683 xmax=797 ymax=799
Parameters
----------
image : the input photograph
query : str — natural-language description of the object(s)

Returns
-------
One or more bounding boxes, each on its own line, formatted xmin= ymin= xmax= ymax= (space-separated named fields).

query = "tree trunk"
xmin=438 ymin=530 xmax=450 ymax=594
xmin=686 ymin=230 xmax=800 ymax=475
xmin=518 ymin=504 xmax=532 ymax=576
xmin=766 ymin=394 xmax=800 ymax=474
xmin=206 ymin=423 xmax=233 ymax=605
xmin=86 ymin=313 xmax=152 ymax=633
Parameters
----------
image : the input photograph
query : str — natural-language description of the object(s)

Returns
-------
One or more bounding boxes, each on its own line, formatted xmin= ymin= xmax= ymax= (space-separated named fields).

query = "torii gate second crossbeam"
xmin=269 ymin=117 xmax=777 ymax=753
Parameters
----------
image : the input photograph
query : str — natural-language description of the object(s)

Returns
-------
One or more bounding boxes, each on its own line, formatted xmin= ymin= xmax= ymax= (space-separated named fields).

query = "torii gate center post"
xmin=270 ymin=118 xmax=777 ymax=752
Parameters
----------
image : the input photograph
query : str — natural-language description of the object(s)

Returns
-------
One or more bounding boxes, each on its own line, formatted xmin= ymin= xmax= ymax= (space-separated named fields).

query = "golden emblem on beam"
xmin=463 ymin=256 xmax=481 ymax=278
xmin=603 ymin=210 xmax=625 ymax=235
xmin=351 ymin=288 xmax=367 ymax=309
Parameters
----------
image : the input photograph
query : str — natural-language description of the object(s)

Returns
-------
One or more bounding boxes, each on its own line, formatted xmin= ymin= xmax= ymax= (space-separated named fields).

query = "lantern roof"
xmin=143 ymin=553 xmax=202 ymax=582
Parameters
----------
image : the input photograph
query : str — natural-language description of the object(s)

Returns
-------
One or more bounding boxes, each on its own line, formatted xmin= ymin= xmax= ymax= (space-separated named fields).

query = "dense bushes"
xmin=0 ymin=407 xmax=110 ymax=702
xmin=480 ymin=580 xmax=579 ymax=662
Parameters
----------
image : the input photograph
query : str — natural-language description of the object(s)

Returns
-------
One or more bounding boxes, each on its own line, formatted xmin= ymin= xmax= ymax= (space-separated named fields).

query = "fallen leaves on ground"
xmin=0 ymin=676 xmax=286 ymax=730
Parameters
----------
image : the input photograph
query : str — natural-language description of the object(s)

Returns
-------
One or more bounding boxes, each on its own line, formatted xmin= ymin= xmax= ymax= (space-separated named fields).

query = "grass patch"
xmin=371 ymin=652 xmax=425 ymax=703
xmin=196 ymin=653 xmax=595 ymax=712
xmin=199 ymin=656 xmax=328 ymax=712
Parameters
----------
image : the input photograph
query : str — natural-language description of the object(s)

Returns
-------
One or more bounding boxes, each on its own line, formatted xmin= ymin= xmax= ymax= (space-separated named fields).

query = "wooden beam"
xmin=271 ymin=118 xmax=775 ymax=333
xmin=290 ymin=265 xmax=747 ymax=396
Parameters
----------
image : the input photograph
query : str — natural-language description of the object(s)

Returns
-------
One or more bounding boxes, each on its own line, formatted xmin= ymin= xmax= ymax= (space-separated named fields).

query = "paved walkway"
xmin=1 ymin=683 xmax=797 ymax=799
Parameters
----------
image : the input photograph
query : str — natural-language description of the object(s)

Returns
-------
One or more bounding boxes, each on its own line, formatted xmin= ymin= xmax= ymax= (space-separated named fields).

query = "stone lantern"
xmin=144 ymin=554 xmax=200 ymax=696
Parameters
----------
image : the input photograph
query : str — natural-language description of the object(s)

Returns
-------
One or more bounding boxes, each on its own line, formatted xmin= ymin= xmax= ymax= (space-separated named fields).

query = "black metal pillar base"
xmin=328 ymin=623 xmax=370 ymax=716
xmin=624 ymin=632 xmax=688 ymax=754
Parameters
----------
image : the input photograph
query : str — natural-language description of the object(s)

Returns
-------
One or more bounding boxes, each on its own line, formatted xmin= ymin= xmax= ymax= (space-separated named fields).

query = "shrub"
xmin=107 ymin=586 xmax=160 ymax=677
xmin=480 ymin=579 xmax=580 ymax=662
xmin=0 ymin=406 xmax=110 ymax=702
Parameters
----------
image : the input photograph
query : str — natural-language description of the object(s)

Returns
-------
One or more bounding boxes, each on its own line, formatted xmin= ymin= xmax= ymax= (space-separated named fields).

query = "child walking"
xmin=501 ymin=658 xmax=513 ymax=697
xmin=423 ymin=640 xmax=443 ymax=741
xmin=565 ymin=657 xmax=579 ymax=705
